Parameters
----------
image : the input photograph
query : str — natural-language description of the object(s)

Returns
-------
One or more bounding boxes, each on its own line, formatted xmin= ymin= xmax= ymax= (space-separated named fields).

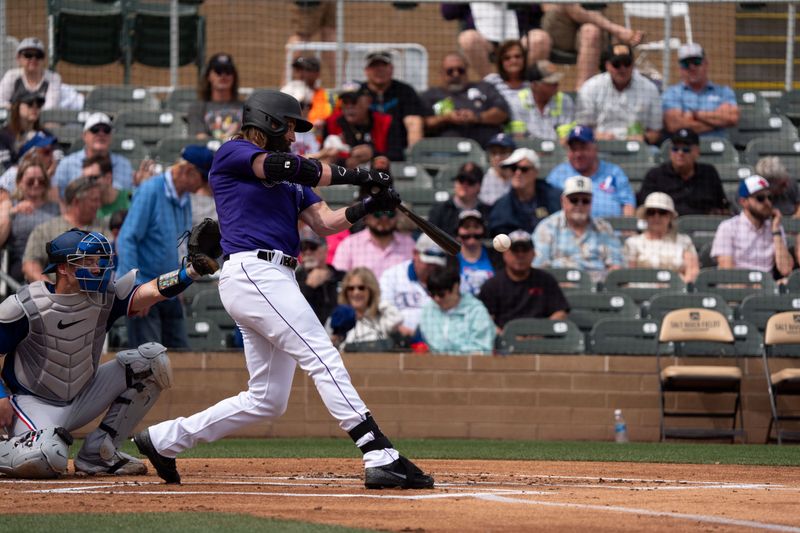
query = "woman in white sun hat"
xmin=623 ymin=192 xmax=699 ymax=283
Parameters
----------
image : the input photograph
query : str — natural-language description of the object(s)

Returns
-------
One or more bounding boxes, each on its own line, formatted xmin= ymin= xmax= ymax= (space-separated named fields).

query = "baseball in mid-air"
xmin=493 ymin=233 xmax=511 ymax=252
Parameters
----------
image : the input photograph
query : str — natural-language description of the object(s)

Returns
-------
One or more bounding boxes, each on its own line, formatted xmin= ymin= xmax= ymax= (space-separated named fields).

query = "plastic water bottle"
xmin=614 ymin=409 xmax=629 ymax=443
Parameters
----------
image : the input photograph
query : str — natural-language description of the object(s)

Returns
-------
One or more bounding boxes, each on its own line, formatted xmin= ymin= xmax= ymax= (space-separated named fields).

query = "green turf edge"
xmin=105 ymin=437 xmax=800 ymax=466
xmin=3 ymin=512 xmax=371 ymax=533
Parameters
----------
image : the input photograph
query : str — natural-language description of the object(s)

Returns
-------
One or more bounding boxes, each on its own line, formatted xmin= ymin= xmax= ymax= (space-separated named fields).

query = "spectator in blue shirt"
xmin=546 ymin=125 xmax=636 ymax=218
xmin=115 ymin=145 xmax=215 ymax=349
xmin=52 ymin=113 xmax=135 ymax=200
xmin=662 ymin=43 xmax=739 ymax=138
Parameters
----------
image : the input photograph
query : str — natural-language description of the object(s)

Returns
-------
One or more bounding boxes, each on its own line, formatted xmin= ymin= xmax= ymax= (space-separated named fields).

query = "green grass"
xmin=3 ymin=513 xmax=370 ymax=533
xmin=104 ymin=437 xmax=800 ymax=466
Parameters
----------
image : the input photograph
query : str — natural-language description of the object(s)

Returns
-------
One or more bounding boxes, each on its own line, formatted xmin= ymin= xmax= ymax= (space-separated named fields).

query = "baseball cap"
xmin=181 ymin=145 xmax=215 ymax=180
xmin=562 ymin=175 xmax=593 ymax=197
xmin=365 ymin=50 xmax=393 ymax=66
xmin=671 ymin=128 xmax=699 ymax=145
xmin=452 ymin=163 xmax=483 ymax=184
xmin=206 ymin=53 xmax=236 ymax=73
xmin=16 ymin=37 xmax=45 ymax=55
xmin=501 ymin=148 xmax=540 ymax=170
xmin=83 ymin=112 xmax=112 ymax=132
xmin=19 ymin=131 xmax=57 ymax=158
xmin=508 ymin=229 xmax=534 ymax=251
xmin=527 ymin=60 xmax=563 ymax=84
xmin=636 ymin=192 xmax=677 ymax=219
xmin=11 ymin=88 xmax=45 ymax=107
xmin=299 ymin=226 xmax=325 ymax=247
xmin=457 ymin=209 xmax=484 ymax=226
xmin=338 ymin=80 xmax=370 ymax=100
xmin=678 ymin=42 xmax=705 ymax=61
xmin=415 ymin=234 xmax=447 ymax=266
xmin=487 ymin=133 xmax=516 ymax=150
xmin=738 ymin=174 xmax=771 ymax=199
xmin=607 ymin=43 xmax=634 ymax=62
xmin=292 ymin=56 xmax=321 ymax=72
xmin=567 ymin=125 xmax=595 ymax=144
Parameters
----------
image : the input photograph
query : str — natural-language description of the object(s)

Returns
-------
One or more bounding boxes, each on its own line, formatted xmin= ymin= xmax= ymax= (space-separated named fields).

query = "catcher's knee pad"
xmin=0 ymin=427 xmax=73 ymax=479
xmin=116 ymin=342 xmax=173 ymax=391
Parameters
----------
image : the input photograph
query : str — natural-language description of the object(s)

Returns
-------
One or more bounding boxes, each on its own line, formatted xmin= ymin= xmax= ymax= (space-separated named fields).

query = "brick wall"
xmin=76 ymin=351 xmax=793 ymax=444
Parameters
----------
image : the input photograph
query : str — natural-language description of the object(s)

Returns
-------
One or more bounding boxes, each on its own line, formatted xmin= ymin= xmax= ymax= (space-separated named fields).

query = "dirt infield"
xmin=3 ymin=458 xmax=800 ymax=532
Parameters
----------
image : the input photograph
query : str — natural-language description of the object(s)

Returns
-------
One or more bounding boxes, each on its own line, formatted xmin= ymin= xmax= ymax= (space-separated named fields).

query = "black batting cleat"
xmin=364 ymin=455 xmax=434 ymax=489
xmin=132 ymin=428 xmax=181 ymax=484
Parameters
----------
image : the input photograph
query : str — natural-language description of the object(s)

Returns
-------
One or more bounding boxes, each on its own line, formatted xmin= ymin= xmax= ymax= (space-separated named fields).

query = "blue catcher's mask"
xmin=44 ymin=229 xmax=114 ymax=297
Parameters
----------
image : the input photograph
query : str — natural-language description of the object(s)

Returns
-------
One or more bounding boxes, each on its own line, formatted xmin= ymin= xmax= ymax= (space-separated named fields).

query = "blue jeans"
xmin=126 ymin=298 xmax=189 ymax=349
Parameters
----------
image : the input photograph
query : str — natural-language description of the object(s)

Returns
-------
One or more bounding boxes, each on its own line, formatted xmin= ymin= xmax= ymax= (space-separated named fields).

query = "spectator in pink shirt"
xmin=711 ymin=175 xmax=794 ymax=279
xmin=332 ymin=203 xmax=415 ymax=280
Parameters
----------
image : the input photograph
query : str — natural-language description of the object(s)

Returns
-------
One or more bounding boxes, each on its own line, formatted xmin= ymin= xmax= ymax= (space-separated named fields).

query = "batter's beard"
xmin=266 ymin=135 xmax=292 ymax=152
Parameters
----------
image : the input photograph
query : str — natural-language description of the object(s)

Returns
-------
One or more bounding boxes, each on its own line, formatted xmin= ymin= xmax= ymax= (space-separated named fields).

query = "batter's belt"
xmin=223 ymin=250 xmax=298 ymax=269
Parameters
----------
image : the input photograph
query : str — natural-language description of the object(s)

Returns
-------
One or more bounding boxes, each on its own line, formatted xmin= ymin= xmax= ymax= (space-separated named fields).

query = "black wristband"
xmin=329 ymin=164 xmax=367 ymax=186
xmin=345 ymin=201 xmax=368 ymax=224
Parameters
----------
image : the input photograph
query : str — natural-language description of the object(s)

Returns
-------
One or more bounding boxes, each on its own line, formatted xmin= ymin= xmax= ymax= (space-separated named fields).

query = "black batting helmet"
xmin=242 ymin=89 xmax=313 ymax=136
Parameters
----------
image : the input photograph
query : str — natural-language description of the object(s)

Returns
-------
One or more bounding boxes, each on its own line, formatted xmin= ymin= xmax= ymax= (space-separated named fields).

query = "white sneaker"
xmin=74 ymin=451 xmax=148 ymax=476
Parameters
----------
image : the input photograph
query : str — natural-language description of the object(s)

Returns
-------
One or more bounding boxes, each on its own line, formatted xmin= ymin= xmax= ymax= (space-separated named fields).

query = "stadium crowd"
xmin=0 ymin=16 xmax=797 ymax=355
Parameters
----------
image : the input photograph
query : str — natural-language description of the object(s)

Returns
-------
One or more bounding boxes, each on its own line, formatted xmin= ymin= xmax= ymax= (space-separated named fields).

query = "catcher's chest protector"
xmin=14 ymin=282 xmax=113 ymax=403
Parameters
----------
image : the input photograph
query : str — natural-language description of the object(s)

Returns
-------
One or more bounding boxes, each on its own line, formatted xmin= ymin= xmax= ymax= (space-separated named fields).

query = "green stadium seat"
xmin=154 ymin=136 xmax=221 ymax=165
xmin=643 ymin=291 xmax=734 ymax=322
xmin=48 ymin=0 xmax=125 ymax=69
xmin=773 ymin=90 xmax=800 ymax=126
xmin=407 ymin=137 xmax=486 ymax=176
xmin=542 ymin=268 xmax=593 ymax=292
xmin=131 ymin=2 xmax=205 ymax=74
xmin=566 ymin=291 xmax=638 ymax=333
xmin=602 ymin=268 xmax=687 ymax=304
xmin=190 ymin=288 xmax=235 ymax=329
xmin=163 ymin=87 xmax=199 ymax=114
xmin=500 ymin=318 xmax=584 ymax=354
xmin=115 ymin=110 xmax=188 ymax=148
xmin=588 ymin=318 xmax=660 ymax=355
xmin=731 ymin=113 xmax=798 ymax=150
xmin=319 ymin=186 xmax=359 ymax=210
xmin=693 ymin=268 xmax=777 ymax=307
xmin=390 ymin=162 xmax=434 ymax=189
xmin=186 ymin=316 xmax=227 ymax=352
xmin=743 ymin=137 xmax=800 ymax=179
xmin=596 ymin=139 xmax=655 ymax=182
xmin=85 ymin=85 xmax=161 ymax=114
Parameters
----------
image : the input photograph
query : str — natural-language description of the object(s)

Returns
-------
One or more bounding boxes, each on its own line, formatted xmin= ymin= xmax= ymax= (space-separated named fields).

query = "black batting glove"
xmin=365 ymin=187 xmax=401 ymax=213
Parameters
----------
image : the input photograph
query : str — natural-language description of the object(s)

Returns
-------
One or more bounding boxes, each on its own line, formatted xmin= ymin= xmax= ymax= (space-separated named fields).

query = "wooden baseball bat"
xmin=397 ymin=203 xmax=461 ymax=256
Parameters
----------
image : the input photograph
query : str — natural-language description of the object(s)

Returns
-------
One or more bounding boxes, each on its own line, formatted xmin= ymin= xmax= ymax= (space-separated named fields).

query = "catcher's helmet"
xmin=43 ymin=229 xmax=114 ymax=294
xmin=242 ymin=89 xmax=312 ymax=136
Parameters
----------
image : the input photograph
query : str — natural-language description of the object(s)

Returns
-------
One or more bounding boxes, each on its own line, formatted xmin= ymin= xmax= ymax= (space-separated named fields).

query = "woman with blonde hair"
xmin=623 ymin=192 xmax=699 ymax=283
xmin=0 ymin=157 xmax=59 ymax=282
xmin=332 ymin=266 xmax=402 ymax=349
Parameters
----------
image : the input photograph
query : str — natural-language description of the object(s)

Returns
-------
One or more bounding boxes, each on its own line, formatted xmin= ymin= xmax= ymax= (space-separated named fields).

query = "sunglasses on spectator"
xmin=84 ymin=174 xmax=102 ymax=182
xmin=23 ymin=176 xmax=46 ymax=186
xmin=610 ymin=57 xmax=633 ymax=69
xmin=671 ymin=145 xmax=692 ymax=153
xmin=752 ymin=193 xmax=772 ymax=203
xmin=301 ymin=242 xmax=319 ymax=252
xmin=506 ymin=164 xmax=535 ymax=174
xmin=679 ymin=57 xmax=704 ymax=68
xmin=446 ymin=67 xmax=466 ymax=76
xmin=458 ymin=233 xmax=484 ymax=241
xmin=567 ymin=196 xmax=591 ymax=205
xmin=212 ymin=66 xmax=235 ymax=76
xmin=371 ymin=210 xmax=396 ymax=218
xmin=89 ymin=124 xmax=112 ymax=135
xmin=21 ymin=51 xmax=44 ymax=60
xmin=456 ymin=176 xmax=480 ymax=185
xmin=345 ymin=285 xmax=368 ymax=293
xmin=21 ymin=98 xmax=44 ymax=108
xmin=645 ymin=209 xmax=671 ymax=217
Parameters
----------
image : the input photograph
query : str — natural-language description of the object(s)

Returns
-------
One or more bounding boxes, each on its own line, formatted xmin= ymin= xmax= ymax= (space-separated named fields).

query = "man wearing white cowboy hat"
xmin=623 ymin=192 xmax=699 ymax=283
xmin=711 ymin=175 xmax=794 ymax=278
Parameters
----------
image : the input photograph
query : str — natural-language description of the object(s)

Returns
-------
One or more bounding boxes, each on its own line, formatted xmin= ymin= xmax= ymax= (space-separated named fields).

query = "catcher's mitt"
xmin=187 ymin=218 xmax=222 ymax=276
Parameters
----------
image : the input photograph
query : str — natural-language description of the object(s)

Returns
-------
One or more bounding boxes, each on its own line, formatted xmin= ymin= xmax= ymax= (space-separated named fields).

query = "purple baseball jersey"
xmin=209 ymin=139 xmax=322 ymax=256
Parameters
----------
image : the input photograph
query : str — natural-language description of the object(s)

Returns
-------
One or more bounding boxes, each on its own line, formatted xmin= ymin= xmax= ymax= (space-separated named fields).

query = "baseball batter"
xmin=134 ymin=90 xmax=434 ymax=490
xmin=0 ymin=228 xmax=208 ymax=478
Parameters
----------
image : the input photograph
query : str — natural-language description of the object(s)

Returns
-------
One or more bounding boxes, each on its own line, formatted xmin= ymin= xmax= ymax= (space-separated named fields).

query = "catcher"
xmin=0 ymin=224 xmax=219 ymax=478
